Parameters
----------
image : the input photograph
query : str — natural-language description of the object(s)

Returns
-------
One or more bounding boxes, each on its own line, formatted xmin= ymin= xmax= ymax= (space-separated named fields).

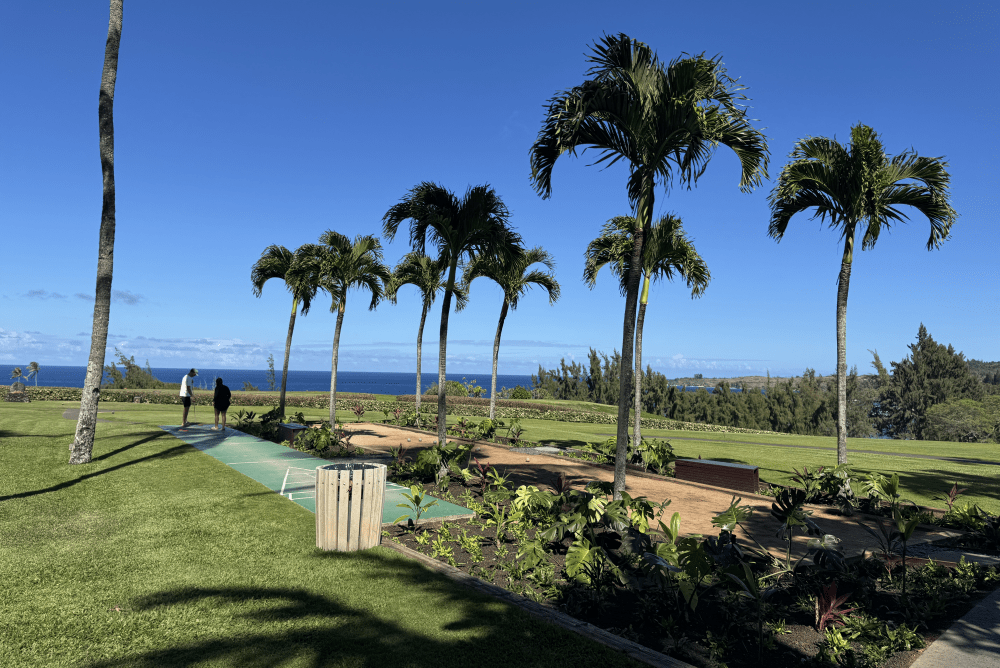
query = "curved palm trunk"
xmin=329 ymin=303 xmax=345 ymax=424
xmin=70 ymin=0 xmax=122 ymax=465
xmin=415 ymin=301 xmax=428 ymax=421
xmin=489 ymin=299 xmax=510 ymax=420
xmin=279 ymin=296 xmax=298 ymax=417
xmin=836 ymin=237 xmax=854 ymax=465
xmin=614 ymin=179 xmax=651 ymax=498
xmin=632 ymin=275 xmax=649 ymax=449
xmin=437 ymin=261 xmax=459 ymax=445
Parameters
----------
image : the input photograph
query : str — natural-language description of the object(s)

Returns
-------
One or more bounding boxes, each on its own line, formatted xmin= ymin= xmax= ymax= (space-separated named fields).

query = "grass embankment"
xmin=0 ymin=403 xmax=639 ymax=668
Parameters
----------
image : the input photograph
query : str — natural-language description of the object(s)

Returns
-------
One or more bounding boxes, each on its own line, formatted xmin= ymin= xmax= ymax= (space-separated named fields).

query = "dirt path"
xmin=343 ymin=423 xmax=961 ymax=561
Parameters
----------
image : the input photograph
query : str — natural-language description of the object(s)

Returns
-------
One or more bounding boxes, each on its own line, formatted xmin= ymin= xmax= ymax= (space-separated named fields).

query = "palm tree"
xmin=70 ymin=0 xmax=123 ymax=465
xmin=25 ymin=362 xmax=40 ymax=386
xmin=386 ymin=252 xmax=469 ymax=420
xmin=251 ymin=244 xmax=320 ymax=417
xmin=383 ymin=183 xmax=523 ymax=445
xmin=303 ymin=231 xmax=390 ymax=424
xmin=584 ymin=214 xmax=709 ymax=447
xmin=768 ymin=123 xmax=957 ymax=464
xmin=530 ymin=33 xmax=768 ymax=497
xmin=11 ymin=367 xmax=23 ymax=387
xmin=463 ymin=247 xmax=560 ymax=419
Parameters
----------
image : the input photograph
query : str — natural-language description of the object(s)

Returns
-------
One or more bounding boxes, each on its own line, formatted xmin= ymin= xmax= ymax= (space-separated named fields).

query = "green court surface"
xmin=159 ymin=425 xmax=470 ymax=522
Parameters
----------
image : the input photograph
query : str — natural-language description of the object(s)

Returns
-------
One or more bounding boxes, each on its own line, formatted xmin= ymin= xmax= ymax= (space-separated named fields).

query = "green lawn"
xmin=513 ymin=418 xmax=1000 ymax=514
xmin=0 ymin=403 xmax=640 ymax=668
xmin=91 ymin=401 xmax=1000 ymax=514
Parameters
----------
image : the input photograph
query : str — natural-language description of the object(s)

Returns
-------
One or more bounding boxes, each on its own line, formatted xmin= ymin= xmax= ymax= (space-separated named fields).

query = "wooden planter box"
xmin=315 ymin=463 xmax=386 ymax=551
xmin=675 ymin=458 xmax=760 ymax=493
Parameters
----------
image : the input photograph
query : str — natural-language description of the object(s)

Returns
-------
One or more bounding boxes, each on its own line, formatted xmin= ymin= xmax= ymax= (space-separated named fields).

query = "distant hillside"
xmin=668 ymin=373 xmax=876 ymax=391
xmin=966 ymin=359 xmax=1000 ymax=380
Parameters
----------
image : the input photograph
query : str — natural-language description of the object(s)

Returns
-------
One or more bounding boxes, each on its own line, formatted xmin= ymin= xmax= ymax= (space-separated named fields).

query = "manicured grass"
xmin=515 ymin=418 xmax=1000 ymax=513
xmin=0 ymin=403 xmax=640 ymax=668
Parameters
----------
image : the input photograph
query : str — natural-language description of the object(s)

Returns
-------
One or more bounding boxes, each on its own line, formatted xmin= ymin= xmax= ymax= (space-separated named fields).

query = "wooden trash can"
xmin=315 ymin=463 xmax=386 ymax=551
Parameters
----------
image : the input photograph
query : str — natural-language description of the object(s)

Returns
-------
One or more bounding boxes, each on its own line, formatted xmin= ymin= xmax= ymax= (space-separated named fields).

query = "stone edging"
xmin=379 ymin=539 xmax=692 ymax=668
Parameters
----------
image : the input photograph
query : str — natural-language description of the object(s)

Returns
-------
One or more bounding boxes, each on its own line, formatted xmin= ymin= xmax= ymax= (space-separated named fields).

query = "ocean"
xmin=0 ymin=364 xmax=535 ymax=397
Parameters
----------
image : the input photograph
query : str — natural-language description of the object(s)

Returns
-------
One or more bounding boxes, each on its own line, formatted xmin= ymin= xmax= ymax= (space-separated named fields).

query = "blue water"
xmin=0 ymin=364 xmax=534 ymax=397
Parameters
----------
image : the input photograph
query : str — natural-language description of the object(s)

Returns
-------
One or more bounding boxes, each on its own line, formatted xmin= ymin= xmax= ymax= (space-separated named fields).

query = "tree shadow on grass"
xmin=0 ymin=434 xmax=185 ymax=503
xmin=82 ymin=549 xmax=639 ymax=668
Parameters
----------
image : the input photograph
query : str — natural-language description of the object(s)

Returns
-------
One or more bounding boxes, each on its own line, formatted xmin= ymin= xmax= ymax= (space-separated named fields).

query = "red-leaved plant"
xmin=815 ymin=580 xmax=855 ymax=631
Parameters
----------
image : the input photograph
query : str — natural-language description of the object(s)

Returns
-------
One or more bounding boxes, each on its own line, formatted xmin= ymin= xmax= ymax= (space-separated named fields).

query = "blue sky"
xmin=2 ymin=0 xmax=997 ymax=379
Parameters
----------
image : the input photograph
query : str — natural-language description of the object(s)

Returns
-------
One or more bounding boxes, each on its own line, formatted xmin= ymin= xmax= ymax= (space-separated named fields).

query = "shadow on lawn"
xmin=81 ymin=549 xmax=635 ymax=668
xmin=0 ymin=433 xmax=184 ymax=503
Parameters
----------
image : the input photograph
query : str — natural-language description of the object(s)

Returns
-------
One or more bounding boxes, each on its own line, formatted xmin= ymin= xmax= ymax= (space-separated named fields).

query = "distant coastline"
xmin=0 ymin=365 xmax=534 ymax=397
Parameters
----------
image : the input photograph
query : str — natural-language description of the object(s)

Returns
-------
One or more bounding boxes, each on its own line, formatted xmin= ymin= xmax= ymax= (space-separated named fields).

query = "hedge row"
xmin=1 ymin=386 xmax=782 ymax=435
xmin=0 ymin=387 xmax=375 ymax=406
xmin=398 ymin=394 xmax=576 ymax=412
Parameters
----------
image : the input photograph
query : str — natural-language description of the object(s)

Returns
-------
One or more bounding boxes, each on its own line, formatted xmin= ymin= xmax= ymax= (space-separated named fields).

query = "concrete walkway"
xmin=910 ymin=586 xmax=1000 ymax=667
xmin=158 ymin=423 xmax=471 ymax=522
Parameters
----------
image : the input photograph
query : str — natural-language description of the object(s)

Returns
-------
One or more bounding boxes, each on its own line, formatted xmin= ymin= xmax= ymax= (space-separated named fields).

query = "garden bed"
xmin=382 ymin=470 xmax=1000 ymax=668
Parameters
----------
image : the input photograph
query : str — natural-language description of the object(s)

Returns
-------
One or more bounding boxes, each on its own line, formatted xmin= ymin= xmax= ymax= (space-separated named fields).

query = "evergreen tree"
xmin=872 ymin=324 xmax=985 ymax=439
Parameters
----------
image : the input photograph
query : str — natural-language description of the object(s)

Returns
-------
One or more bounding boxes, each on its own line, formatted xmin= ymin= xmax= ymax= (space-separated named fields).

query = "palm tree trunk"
xmin=437 ymin=261 xmax=458 ymax=445
xmin=279 ymin=296 xmax=298 ymax=417
xmin=70 ymin=0 xmax=122 ymax=465
xmin=632 ymin=275 xmax=649 ymax=449
xmin=614 ymin=178 xmax=651 ymax=498
xmin=415 ymin=301 xmax=428 ymax=421
xmin=489 ymin=299 xmax=510 ymax=420
xmin=329 ymin=303 xmax=345 ymax=424
xmin=836 ymin=237 xmax=854 ymax=465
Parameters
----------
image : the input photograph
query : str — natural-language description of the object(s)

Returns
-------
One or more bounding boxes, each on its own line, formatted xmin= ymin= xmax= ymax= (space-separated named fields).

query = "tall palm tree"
xmin=385 ymin=252 xmax=469 ymax=419
xmin=251 ymin=244 xmax=319 ymax=417
xmin=11 ymin=367 xmax=23 ymax=386
xmin=584 ymin=214 xmax=710 ymax=447
xmin=303 ymin=231 xmax=390 ymax=423
xmin=463 ymin=247 xmax=560 ymax=419
xmin=70 ymin=0 xmax=123 ymax=465
xmin=768 ymin=123 xmax=957 ymax=464
xmin=25 ymin=362 xmax=40 ymax=386
xmin=383 ymin=182 xmax=523 ymax=445
xmin=530 ymin=33 xmax=768 ymax=497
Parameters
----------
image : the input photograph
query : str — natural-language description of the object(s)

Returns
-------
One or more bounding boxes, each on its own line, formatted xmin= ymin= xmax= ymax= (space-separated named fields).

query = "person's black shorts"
xmin=182 ymin=396 xmax=191 ymax=408
xmin=214 ymin=404 xmax=230 ymax=413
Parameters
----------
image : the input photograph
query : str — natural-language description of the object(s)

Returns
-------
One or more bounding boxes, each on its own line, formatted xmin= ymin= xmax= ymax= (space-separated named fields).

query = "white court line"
xmin=279 ymin=468 xmax=291 ymax=497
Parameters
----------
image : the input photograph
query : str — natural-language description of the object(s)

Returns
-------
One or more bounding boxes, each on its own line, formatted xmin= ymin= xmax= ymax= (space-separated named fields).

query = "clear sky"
xmin=2 ymin=0 xmax=997 ymax=379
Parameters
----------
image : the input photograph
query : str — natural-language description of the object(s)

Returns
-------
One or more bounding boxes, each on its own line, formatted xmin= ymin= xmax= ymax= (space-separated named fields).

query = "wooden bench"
xmin=674 ymin=458 xmax=759 ymax=493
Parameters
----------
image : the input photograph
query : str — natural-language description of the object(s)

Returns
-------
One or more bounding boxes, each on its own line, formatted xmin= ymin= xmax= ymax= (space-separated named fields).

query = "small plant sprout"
xmin=393 ymin=485 xmax=439 ymax=530
xmin=934 ymin=482 xmax=968 ymax=511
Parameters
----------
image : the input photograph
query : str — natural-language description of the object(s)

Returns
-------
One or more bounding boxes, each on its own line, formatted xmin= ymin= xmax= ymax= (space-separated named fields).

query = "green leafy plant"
xmin=882 ymin=623 xmax=925 ymax=652
xmin=817 ymin=626 xmax=852 ymax=664
xmin=770 ymin=488 xmax=823 ymax=572
xmin=393 ymin=484 xmax=439 ymax=529
xmin=892 ymin=507 xmax=922 ymax=598
xmin=351 ymin=403 xmax=366 ymax=422
xmin=724 ymin=561 xmax=774 ymax=664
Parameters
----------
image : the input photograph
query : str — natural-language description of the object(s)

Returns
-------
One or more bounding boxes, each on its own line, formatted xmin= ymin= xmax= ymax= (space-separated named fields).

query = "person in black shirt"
xmin=212 ymin=378 xmax=232 ymax=431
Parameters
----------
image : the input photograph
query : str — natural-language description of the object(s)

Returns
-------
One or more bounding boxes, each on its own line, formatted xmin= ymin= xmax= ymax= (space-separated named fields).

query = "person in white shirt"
xmin=180 ymin=368 xmax=198 ymax=427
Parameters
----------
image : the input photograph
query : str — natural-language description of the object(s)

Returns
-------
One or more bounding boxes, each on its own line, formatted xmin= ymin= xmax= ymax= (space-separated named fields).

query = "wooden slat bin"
xmin=674 ymin=458 xmax=759 ymax=493
xmin=315 ymin=463 xmax=386 ymax=551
